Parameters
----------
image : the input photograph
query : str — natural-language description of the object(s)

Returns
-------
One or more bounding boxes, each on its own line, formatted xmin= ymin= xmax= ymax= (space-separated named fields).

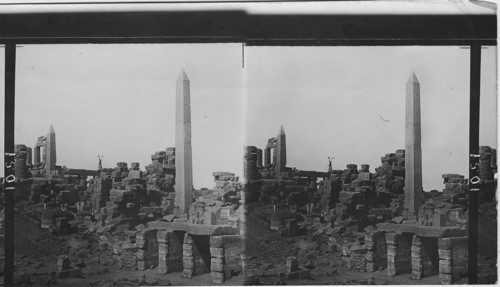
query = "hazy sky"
xmin=0 ymin=45 xmax=497 ymax=191
xmin=1 ymin=44 xmax=244 ymax=189
xmin=245 ymin=46 xmax=497 ymax=190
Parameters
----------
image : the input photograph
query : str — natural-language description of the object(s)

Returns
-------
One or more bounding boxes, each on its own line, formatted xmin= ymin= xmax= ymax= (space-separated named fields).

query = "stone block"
xmin=183 ymin=257 xmax=195 ymax=269
xmin=57 ymin=270 xmax=70 ymax=278
xmin=204 ymin=211 xmax=217 ymax=225
xmin=411 ymin=251 xmax=421 ymax=259
xmin=438 ymin=249 xmax=452 ymax=260
xmin=387 ymin=266 xmax=396 ymax=276
xmin=412 ymin=270 xmax=423 ymax=280
xmin=183 ymin=248 xmax=193 ymax=257
xmin=211 ymin=271 xmax=225 ymax=283
xmin=184 ymin=234 xmax=193 ymax=244
xmin=70 ymin=268 xmax=83 ymax=278
xmin=136 ymin=249 xmax=146 ymax=260
xmin=57 ymin=256 xmax=71 ymax=271
xmin=439 ymin=273 xmax=453 ymax=284
xmin=137 ymin=260 xmax=146 ymax=271
xmin=211 ymin=236 xmax=224 ymax=248
xmin=211 ymin=258 xmax=224 ymax=272
xmin=210 ymin=247 xmax=224 ymax=258
xmin=158 ymin=264 xmax=168 ymax=274
xmin=183 ymin=243 xmax=193 ymax=251
xmin=365 ymin=251 xmax=374 ymax=262
xmin=285 ymin=271 xmax=299 ymax=280
xmin=386 ymin=233 xmax=398 ymax=245
xmin=158 ymin=243 xmax=168 ymax=255
xmin=286 ymin=257 xmax=299 ymax=273
xmin=439 ymin=259 xmax=452 ymax=274
xmin=299 ymin=269 xmax=312 ymax=279
xmin=366 ymin=262 xmax=375 ymax=272
xmin=157 ymin=231 xmax=169 ymax=244
xmin=438 ymin=237 xmax=467 ymax=250
xmin=411 ymin=257 xmax=422 ymax=268
xmin=128 ymin=170 xmax=142 ymax=179
xmin=387 ymin=245 xmax=397 ymax=257
xmin=183 ymin=268 xmax=194 ymax=278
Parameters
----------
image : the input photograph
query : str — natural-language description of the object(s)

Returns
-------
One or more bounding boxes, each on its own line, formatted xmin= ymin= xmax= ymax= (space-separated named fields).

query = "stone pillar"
xmin=264 ymin=147 xmax=271 ymax=166
xmin=479 ymin=146 xmax=494 ymax=181
xmin=210 ymin=235 xmax=242 ymax=283
xmin=257 ymin=148 xmax=263 ymax=168
xmin=46 ymin=124 xmax=57 ymax=176
xmin=34 ymin=146 xmax=40 ymax=165
xmin=42 ymin=140 xmax=47 ymax=164
xmin=183 ymin=233 xmax=195 ymax=278
xmin=404 ymin=72 xmax=423 ymax=215
xmin=26 ymin=147 xmax=32 ymax=167
xmin=244 ymin=146 xmax=259 ymax=182
xmin=276 ymin=126 xmax=287 ymax=177
xmin=211 ymin=236 xmax=225 ymax=283
xmin=438 ymin=237 xmax=468 ymax=284
xmin=158 ymin=231 xmax=169 ymax=274
xmin=175 ymin=70 xmax=194 ymax=213
xmin=14 ymin=144 xmax=29 ymax=180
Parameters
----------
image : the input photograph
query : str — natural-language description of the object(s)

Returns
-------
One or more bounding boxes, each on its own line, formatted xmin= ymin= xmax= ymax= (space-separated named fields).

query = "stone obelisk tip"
xmin=177 ymin=69 xmax=189 ymax=82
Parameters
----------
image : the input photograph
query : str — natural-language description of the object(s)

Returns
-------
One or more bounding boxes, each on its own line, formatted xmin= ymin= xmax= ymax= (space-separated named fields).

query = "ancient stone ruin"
xmin=3 ymin=71 xmax=244 ymax=286
xmin=242 ymin=72 xmax=497 ymax=285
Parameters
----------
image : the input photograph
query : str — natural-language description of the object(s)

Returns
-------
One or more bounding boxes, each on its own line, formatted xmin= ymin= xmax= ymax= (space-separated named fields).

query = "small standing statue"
xmin=97 ymin=155 xmax=104 ymax=171
xmin=327 ymin=156 xmax=334 ymax=173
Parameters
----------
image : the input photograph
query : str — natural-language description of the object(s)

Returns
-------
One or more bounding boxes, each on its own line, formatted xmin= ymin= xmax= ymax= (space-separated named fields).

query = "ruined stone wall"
xmin=15 ymin=144 xmax=30 ymax=180
xmin=365 ymin=231 xmax=387 ymax=272
xmin=210 ymin=235 xmax=243 ymax=283
xmin=438 ymin=236 xmax=468 ymax=284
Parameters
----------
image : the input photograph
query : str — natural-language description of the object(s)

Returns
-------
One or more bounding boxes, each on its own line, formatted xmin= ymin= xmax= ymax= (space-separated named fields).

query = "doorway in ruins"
xmin=191 ymin=235 xmax=211 ymax=275
xmin=169 ymin=231 xmax=185 ymax=272
xmin=419 ymin=236 xmax=439 ymax=277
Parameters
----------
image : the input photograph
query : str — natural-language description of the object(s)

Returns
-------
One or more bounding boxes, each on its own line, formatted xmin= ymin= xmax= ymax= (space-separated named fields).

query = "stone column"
xmin=14 ymin=144 xmax=28 ymax=180
xmin=158 ymin=231 xmax=169 ymax=274
xmin=183 ymin=233 xmax=195 ymax=278
xmin=479 ymin=146 xmax=493 ymax=181
xmin=210 ymin=236 xmax=225 ymax=283
xmin=257 ymin=148 xmax=263 ymax=168
xmin=404 ymin=72 xmax=423 ymax=215
xmin=264 ymin=148 xmax=271 ymax=166
xmin=175 ymin=70 xmax=194 ymax=213
xmin=34 ymin=146 xmax=40 ymax=165
xmin=26 ymin=147 xmax=32 ymax=166
xmin=244 ymin=146 xmax=259 ymax=182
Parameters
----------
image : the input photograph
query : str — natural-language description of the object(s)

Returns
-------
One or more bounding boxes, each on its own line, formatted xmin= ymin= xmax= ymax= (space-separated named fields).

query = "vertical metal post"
xmin=468 ymin=44 xmax=481 ymax=284
xmin=4 ymin=43 xmax=16 ymax=287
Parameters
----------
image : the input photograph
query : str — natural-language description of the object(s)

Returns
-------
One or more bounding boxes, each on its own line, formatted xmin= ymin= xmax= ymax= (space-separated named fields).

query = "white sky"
xmin=1 ymin=44 xmax=245 ymax=189
xmin=0 ymin=45 xmax=497 ymax=191
xmin=244 ymin=46 xmax=497 ymax=191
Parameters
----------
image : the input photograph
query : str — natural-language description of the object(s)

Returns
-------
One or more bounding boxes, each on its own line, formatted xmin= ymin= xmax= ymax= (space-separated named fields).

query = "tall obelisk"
xmin=175 ymin=70 xmax=193 ymax=213
xmin=404 ymin=71 xmax=422 ymax=215
xmin=46 ymin=124 xmax=57 ymax=176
